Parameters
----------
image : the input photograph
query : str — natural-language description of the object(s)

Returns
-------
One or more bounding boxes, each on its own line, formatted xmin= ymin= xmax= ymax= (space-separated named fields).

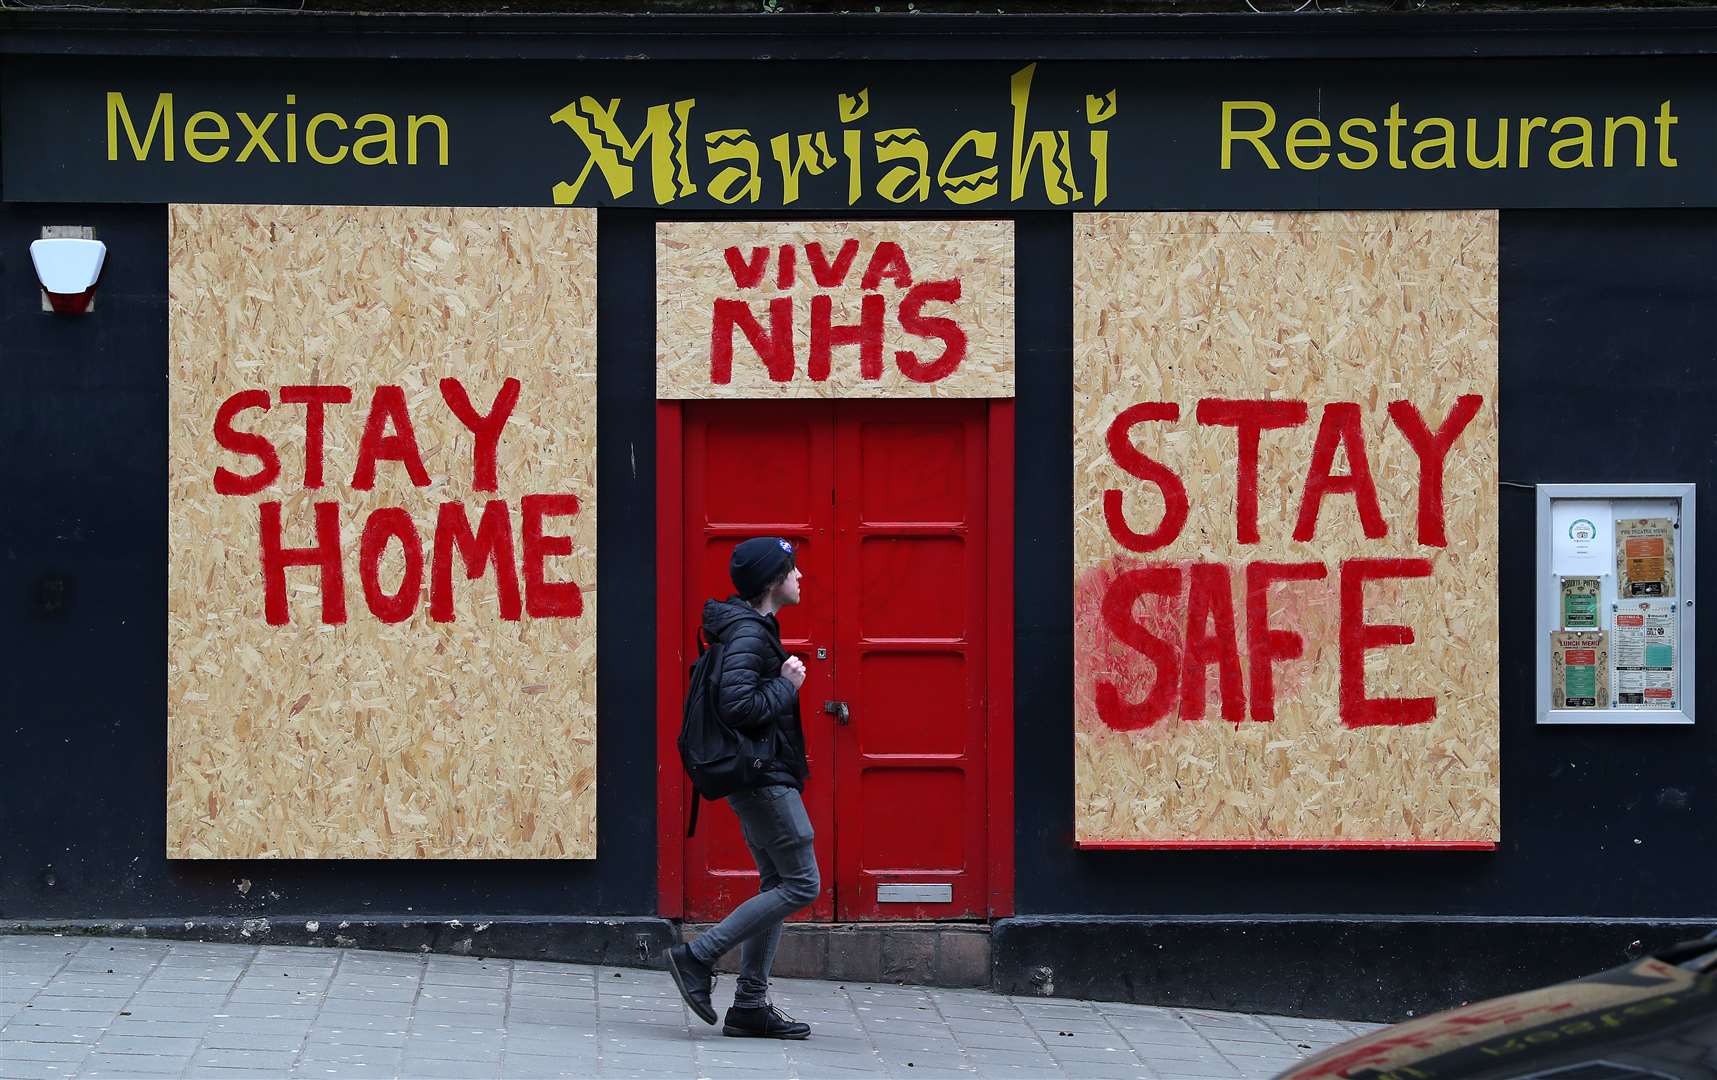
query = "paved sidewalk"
xmin=1 ymin=935 xmax=1377 ymax=1080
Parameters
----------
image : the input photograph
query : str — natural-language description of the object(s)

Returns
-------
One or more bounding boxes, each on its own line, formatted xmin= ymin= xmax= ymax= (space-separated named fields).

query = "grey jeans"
xmin=688 ymin=784 xmax=820 ymax=1009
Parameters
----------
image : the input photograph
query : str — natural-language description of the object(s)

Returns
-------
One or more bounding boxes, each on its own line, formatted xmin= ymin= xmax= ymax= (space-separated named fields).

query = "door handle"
xmin=823 ymin=700 xmax=850 ymax=725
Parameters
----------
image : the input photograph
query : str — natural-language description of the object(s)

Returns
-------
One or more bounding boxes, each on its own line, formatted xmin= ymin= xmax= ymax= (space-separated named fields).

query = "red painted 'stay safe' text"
xmin=1093 ymin=394 xmax=1485 ymax=731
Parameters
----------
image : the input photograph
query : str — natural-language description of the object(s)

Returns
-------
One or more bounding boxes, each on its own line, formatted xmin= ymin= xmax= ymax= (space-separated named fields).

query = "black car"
xmin=1278 ymin=933 xmax=1717 ymax=1080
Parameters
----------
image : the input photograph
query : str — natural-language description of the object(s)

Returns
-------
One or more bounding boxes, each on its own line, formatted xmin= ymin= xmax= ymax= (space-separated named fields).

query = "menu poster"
xmin=1551 ymin=500 xmax=1612 ymax=578
xmin=1558 ymin=576 xmax=1601 ymax=630
xmin=1551 ymin=630 xmax=1609 ymax=709
xmin=1615 ymin=517 xmax=1676 ymax=597
xmin=1614 ymin=599 xmax=1678 ymax=709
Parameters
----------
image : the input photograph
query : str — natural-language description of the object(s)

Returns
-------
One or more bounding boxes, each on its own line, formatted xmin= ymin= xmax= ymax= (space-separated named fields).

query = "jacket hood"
xmin=701 ymin=596 xmax=777 ymax=641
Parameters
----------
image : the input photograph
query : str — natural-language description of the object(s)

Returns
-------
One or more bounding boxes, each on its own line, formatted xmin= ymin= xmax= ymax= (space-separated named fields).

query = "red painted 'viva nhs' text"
xmin=711 ymin=239 xmax=968 ymax=384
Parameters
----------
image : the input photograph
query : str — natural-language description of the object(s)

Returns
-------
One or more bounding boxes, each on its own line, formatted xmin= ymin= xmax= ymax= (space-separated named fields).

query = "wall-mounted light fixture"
xmin=30 ymin=237 xmax=106 ymax=315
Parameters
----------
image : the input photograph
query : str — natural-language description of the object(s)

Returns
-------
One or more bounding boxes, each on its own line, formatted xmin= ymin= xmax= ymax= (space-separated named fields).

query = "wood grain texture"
xmin=657 ymin=220 xmax=1013 ymax=399
xmin=168 ymin=204 xmax=597 ymax=859
xmin=1073 ymin=210 xmax=1500 ymax=845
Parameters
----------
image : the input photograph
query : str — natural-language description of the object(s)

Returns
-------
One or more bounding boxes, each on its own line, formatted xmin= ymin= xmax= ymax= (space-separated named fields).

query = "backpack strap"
xmin=686 ymin=625 xmax=721 ymax=839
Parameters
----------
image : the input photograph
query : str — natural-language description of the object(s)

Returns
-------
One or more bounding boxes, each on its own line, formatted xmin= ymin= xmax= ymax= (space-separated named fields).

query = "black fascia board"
xmin=4 ymin=9 xmax=1717 ymax=62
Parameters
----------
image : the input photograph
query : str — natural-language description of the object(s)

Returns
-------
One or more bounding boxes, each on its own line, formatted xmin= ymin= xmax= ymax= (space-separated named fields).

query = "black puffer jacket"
xmin=701 ymin=597 xmax=808 ymax=791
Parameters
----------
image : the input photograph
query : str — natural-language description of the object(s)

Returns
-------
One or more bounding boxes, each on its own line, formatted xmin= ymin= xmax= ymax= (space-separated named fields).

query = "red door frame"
xmin=655 ymin=398 xmax=1015 ymax=920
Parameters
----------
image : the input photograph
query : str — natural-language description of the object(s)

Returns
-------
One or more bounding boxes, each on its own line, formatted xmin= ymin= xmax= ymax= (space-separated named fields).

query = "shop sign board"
xmin=4 ymin=56 xmax=1715 ymax=210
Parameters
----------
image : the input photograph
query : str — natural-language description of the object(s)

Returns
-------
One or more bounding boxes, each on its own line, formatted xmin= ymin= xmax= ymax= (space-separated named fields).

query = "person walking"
xmin=666 ymin=536 xmax=817 ymax=1040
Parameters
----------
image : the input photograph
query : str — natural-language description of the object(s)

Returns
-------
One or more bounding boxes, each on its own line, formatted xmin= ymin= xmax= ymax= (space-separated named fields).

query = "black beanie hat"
xmin=730 ymin=537 xmax=796 ymax=600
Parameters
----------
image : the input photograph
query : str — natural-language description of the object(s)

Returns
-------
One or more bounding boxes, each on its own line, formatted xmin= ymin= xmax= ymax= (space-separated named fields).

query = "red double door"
xmin=681 ymin=399 xmax=990 ymax=921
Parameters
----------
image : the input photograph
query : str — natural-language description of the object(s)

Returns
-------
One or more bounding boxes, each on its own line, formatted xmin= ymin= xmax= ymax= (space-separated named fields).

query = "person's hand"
xmin=782 ymin=656 xmax=807 ymax=691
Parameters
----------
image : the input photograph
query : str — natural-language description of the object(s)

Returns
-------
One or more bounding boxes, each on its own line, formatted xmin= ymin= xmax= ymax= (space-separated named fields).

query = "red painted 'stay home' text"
xmin=210 ymin=377 xmax=584 ymax=626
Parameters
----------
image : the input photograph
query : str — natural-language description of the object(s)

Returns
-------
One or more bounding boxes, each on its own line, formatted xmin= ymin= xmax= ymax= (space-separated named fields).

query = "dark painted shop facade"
xmin=1 ymin=10 xmax=1714 ymax=1021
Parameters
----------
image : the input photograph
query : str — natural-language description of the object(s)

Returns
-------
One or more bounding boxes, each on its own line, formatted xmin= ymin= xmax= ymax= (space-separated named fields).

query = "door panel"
xmin=682 ymin=401 xmax=836 ymax=922
xmin=834 ymin=401 xmax=988 ymax=920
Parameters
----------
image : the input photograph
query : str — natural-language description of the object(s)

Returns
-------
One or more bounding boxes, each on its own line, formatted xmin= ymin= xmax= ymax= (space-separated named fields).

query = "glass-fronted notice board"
xmin=1536 ymin=484 xmax=1696 ymax=725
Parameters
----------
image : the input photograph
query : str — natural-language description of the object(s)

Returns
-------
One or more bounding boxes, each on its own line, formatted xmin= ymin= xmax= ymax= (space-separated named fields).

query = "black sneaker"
xmin=664 ymin=944 xmax=717 ymax=1025
xmin=722 ymin=1003 xmax=810 ymax=1040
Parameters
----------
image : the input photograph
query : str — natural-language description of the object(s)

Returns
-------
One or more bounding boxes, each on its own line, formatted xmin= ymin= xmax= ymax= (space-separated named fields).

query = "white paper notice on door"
xmin=1551 ymin=500 xmax=1613 ymax=577
xmin=1614 ymin=598 xmax=1678 ymax=709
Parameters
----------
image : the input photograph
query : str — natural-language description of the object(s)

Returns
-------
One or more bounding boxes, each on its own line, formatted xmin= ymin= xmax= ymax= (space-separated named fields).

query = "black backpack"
xmin=677 ymin=627 xmax=770 ymax=836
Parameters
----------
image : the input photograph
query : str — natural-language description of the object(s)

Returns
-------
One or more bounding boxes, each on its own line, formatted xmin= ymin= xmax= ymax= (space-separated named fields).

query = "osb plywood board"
xmin=168 ymin=204 xmax=597 ymax=859
xmin=657 ymin=220 xmax=1013 ymax=399
xmin=1073 ymin=210 xmax=1500 ymax=845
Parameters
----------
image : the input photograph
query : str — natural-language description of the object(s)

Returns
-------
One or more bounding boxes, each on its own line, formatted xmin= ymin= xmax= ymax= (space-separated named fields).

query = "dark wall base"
xmin=683 ymin=922 xmax=991 ymax=988
xmin=12 ymin=914 xmax=1716 ymax=1022
xmin=1 ymin=916 xmax=677 ymax=969
xmin=993 ymin=917 xmax=1717 ymax=1023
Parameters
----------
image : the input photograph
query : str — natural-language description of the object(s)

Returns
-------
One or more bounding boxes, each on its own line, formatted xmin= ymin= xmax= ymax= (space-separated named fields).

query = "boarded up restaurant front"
xmin=1 ymin=7 xmax=1712 ymax=1019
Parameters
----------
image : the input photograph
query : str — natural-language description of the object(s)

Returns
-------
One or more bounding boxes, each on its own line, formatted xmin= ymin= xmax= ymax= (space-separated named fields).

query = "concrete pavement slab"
xmin=950 ymin=1030 xmax=1048 ymax=1053
xmin=200 ymin=1029 xmax=306 ymax=1052
xmin=1148 ymin=1057 xmax=1247 ymax=1078
xmin=207 ymin=1018 xmax=312 ymax=1037
xmin=297 ymin=1045 xmax=404 ymax=1066
xmin=62 ymin=958 xmax=155 ymax=975
xmin=314 ymin=998 xmax=414 ymax=1019
xmin=0 ymin=1042 xmax=90 ymax=1064
xmin=422 ymin=973 xmax=508 ymax=990
xmin=213 ymin=1003 xmax=323 ymax=1021
xmin=399 ymin=1039 xmax=504 ymax=1062
xmin=75 ymin=1051 xmax=192 ymax=1076
xmin=238 ymin=975 xmax=327 ymax=991
xmin=89 ymin=1033 xmax=203 ymax=1056
xmin=15 ymin=1000 xmax=121 ymax=1019
xmin=296 ymin=1057 xmax=404 ymax=1075
xmin=0 ymin=1063 xmax=84 ymax=1080
xmin=496 ymin=1052 xmax=596 ymax=1078
xmin=139 ymin=977 xmax=238 ymax=995
xmin=189 ymin=1048 xmax=301 ymax=1071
